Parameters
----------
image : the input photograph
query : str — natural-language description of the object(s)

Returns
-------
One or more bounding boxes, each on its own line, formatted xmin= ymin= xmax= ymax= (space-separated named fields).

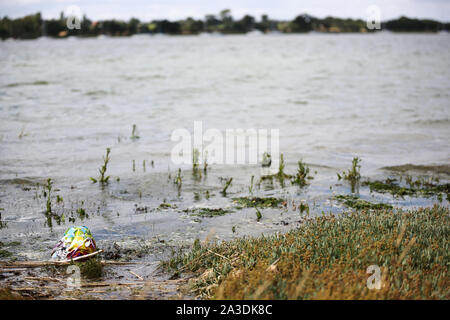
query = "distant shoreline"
xmin=1 ymin=11 xmax=449 ymax=40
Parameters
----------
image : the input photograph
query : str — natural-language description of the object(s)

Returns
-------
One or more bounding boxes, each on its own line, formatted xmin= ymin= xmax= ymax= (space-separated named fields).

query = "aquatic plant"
xmin=338 ymin=157 xmax=361 ymax=193
xmin=248 ymin=175 xmax=254 ymax=193
xmin=222 ymin=178 xmax=233 ymax=195
xmin=0 ymin=211 xmax=6 ymax=229
xmin=292 ymin=160 xmax=313 ymax=187
xmin=190 ymin=208 xmax=232 ymax=218
xmin=362 ymin=177 xmax=449 ymax=200
xmin=255 ymin=208 xmax=262 ymax=221
xmin=333 ymin=194 xmax=393 ymax=210
xmin=232 ymin=196 xmax=284 ymax=208
xmin=45 ymin=178 xmax=53 ymax=216
xmin=174 ymin=168 xmax=183 ymax=189
xmin=203 ymin=151 xmax=208 ymax=173
xmin=90 ymin=148 xmax=111 ymax=184
xmin=162 ymin=205 xmax=449 ymax=300
xmin=131 ymin=124 xmax=140 ymax=140
xmin=299 ymin=201 xmax=309 ymax=215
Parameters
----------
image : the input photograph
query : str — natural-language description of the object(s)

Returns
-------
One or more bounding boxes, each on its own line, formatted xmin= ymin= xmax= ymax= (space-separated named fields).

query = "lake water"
xmin=0 ymin=33 xmax=449 ymax=262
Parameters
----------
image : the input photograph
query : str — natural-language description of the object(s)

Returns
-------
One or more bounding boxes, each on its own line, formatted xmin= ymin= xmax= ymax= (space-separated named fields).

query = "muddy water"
xmin=0 ymin=33 xmax=449 ymax=298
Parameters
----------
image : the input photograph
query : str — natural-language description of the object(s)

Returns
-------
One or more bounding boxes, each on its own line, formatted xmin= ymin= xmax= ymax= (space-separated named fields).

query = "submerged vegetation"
xmin=163 ymin=205 xmax=449 ymax=299
xmin=232 ymin=196 xmax=284 ymax=208
xmin=90 ymin=148 xmax=111 ymax=185
xmin=333 ymin=194 xmax=393 ymax=210
xmin=363 ymin=177 xmax=449 ymax=200
xmin=189 ymin=207 xmax=232 ymax=218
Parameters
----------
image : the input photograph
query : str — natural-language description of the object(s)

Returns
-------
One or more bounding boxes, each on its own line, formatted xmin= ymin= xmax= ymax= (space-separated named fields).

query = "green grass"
xmin=162 ymin=205 xmax=449 ymax=299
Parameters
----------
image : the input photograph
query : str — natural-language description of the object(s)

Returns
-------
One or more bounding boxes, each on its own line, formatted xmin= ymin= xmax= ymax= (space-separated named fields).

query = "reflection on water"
xmin=0 ymin=33 xmax=449 ymax=259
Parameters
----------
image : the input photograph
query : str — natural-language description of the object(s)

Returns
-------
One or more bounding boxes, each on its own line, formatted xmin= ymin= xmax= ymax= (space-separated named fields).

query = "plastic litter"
xmin=51 ymin=226 xmax=98 ymax=261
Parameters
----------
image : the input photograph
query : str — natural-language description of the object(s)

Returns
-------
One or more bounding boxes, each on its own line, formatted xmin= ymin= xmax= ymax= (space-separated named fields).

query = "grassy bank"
xmin=163 ymin=205 xmax=449 ymax=299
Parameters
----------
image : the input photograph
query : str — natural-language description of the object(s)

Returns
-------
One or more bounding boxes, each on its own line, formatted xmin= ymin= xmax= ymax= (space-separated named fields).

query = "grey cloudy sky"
xmin=0 ymin=0 xmax=449 ymax=21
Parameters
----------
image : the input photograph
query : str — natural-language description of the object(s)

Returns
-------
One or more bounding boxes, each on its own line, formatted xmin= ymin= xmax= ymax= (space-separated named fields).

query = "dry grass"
xmin=163 ymin=205 xmax=450 ymax=299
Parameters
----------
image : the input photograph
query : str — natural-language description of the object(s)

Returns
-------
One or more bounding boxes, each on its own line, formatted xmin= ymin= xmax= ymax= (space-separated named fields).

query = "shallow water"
xmin=0 ymin=33 xmax=449 ymax=263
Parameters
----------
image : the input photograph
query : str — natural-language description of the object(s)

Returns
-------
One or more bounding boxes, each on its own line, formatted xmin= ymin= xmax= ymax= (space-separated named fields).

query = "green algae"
xmin=362 ymin=177 xmax=449 ymax=199
xmin=188 ymin=207 xmax=232 ymax=218
xmin=333 ymin=194 xmax=393 ymax=210
xmin=232 ymin=196 xmax=284 ymax=208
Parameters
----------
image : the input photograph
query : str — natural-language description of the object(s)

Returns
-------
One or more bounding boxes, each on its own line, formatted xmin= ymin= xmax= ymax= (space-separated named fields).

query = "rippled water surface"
xmin=0 ymin=33 xmax=449 ymax=260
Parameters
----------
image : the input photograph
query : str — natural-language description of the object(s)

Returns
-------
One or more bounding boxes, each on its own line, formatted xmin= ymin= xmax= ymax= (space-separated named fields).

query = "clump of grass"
xmin=334 ymin=194 xmax=393 ymax=210
xmin=163 ymin=205 xmax=449 ymax=299
xmin=292 ymin=160 xmax=313 ymax=187
xmin=299 ymin=201 xmax=309 ymax=215
xmin=232 ymin=196 xmax=284 ymax=208
xmin=221 ymin=178 xmax=233 ymax=195
xmin=338 ymin=157 xmax=361 ymax=193
xmin=277 ymin=153 xmax=292 ymax=181
xmin=90 ymin=148 xmax=111 ymax=184
xmin=76 ymin=207 xmax=89 ymax=220
xmin=131 ymin=124 xmax=140 ymax=140
xmin=42 ymin=178 xmax=63 ymax=228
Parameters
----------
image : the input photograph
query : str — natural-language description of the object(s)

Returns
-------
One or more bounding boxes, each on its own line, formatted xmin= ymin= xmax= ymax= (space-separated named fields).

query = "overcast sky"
xmin=0 ymin=0 xmax=449 ymax=21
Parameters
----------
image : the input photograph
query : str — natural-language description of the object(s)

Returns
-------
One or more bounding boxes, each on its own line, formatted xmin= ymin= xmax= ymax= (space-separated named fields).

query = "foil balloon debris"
xmin=51 ymin=226 xmax=97 ymax=261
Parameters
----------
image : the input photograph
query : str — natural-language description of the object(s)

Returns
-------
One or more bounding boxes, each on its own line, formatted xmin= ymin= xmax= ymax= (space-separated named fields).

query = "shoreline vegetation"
xmin=0 ymin=156 xmax=448 ymax=299
xmin=1 ymin=9 xmax=449 ymax=40
xmin=163 ymin=205 xmax=449 ymax=300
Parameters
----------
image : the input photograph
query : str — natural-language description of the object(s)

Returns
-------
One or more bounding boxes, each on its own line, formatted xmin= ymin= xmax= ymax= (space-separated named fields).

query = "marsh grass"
xmin=174 ymin=168 xmax=183 ymax=190
xmin=163 ymin=205 xmax=449 ymax=299
xmin=221 ymin=178 xmax=233 ymax=195
xmin=292 ymin=160 xmax=313 ymax=187
xmin=338 ymin=157 xmax=361 ymax=193
xmin=90 ymin=148 xmax=111 ymax=185
xmin=131 ymin=124 xmax=140 ymax=140
xmin=0 ymin=210 xmax=7 ymax=229
xmin=42 ymin=178 xmax=63 ymax=228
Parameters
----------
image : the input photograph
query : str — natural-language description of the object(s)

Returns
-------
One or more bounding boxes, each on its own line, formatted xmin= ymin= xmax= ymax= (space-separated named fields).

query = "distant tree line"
xmin=0 ymin=10 xmax=449 ymax=40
